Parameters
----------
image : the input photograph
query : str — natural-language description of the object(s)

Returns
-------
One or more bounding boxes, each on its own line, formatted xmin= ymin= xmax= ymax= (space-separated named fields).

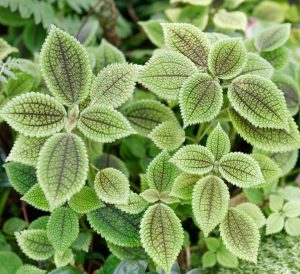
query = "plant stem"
xmin=21 ymin=201 xmax=29 ymax=223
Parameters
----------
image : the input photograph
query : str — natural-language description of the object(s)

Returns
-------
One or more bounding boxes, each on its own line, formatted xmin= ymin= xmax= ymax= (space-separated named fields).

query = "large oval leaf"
xmin=37 ymin=133 xmax=88 ymax=210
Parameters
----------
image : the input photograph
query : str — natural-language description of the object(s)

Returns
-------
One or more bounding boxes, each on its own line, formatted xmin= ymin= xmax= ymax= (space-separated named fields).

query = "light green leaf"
xmin=254 ymin=23 xmax=291 ymax=52
xmin=205 ymin=32 xmax=230 ymax=45
xmin=37 ymin=133 xmax=88 ymax=210
xmin=54 ymin=248 xmax=74 ymax=267
xmin=140 ymin=203 xmax=183 ymax=273
xmin=206 ymin=123 xmax=230 ymax=161
xmin=40 ymin=25 xmax=92 ymax=106
xmin=220 ymin=208 xmax=260 ymax=262
xmin=21 ymin=184 xmax=50 ymax=212
xmin=283 ymin=202 xmax=300 ymax=218
xmin=15 ymin=229 xmax=54 ymax=260
xmin=266 ymin=212 xmax=284 ymax=235
xmin=72 ymin=231 xmax=92 ymax=252
xmin=140 ymin=189 xmax=160 ymax=203
xmin=139 ymin=20 xmax=166 ymax=48
xmin=208 ymin=38 xmax=247 ymax=79
xmin=3 ymin=217 xmax=27 ymax=235
xmin=28 ymin=216 xmax=49 ymax=230
xmin=107 ymin=242 xmax=147 ymax=260
xmin=94 ymin=168 xmax=130 ymax=204
xmin=269 ymin=194 xmax=284 ymax=212
xmin=192 ymin=175 xmax=229 ymax=236
xmin=159 ymin=193 xmax=180 ymax=204
xmin=236 ymin=203 xmax=266 ymax=228
xmin=176 ymin=5 xmax=209 ymax=30
xmin=260 ymin=47 xmax=289 ymax=70
xmin=179 ymin=73 xmax=223 ymax=126
xmin=284 ymin=218 xmax=300 ymax=236
xmin=278 ymin=186 xmax=300 ymax=202
xmin=162 ymin=23 xmax=209 ymax=69
xmin=170 ymin=173 xmax=200 ymax=200
xmin=253 ymin=1 xmax=285 ymax=23
xmin=16 ymin=264 xmax=46 ymax=274
xmin=0 ymin=92 xmax=67 ymax=137
xmin=4 ymin=72 xmax=34 ymax=97
xmin=0 ymin=38 xmax=18 ymax=60
xmin=116 ymin=192 xmax=148 ymax=214
xmin=213 ymin=9 xmax=247 ymax=31
xmin=219 ymin=152 xmax=264 ymax=187
xmin=171 ymin=145 xmax=215 ymax=175
xmin=0 ymin=251 xmax=22 ymax=274
xmin=139 ymin=50 xmax=197 ymax=100
xmin=205 ymin=237 xmax=220 ymax=252
xmin=202 ymin=251 xmax=217 ymax=268
xmin=216 ymin=245 xmax=239 ymax=269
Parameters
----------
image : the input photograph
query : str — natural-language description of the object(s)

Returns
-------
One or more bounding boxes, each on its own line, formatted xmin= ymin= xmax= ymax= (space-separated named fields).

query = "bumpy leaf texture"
xmin=162 ymin=23 xmax=209 ymax=69
xmin=116 ymin=192 xmax=148 ymax=214
xmin=192 ymin=175 xmax=229 ymax=236
xmin=107 ymin=242 xmax=147 ymax=260
xmin=78 ymin=105 xmax=134 ymax=143
xmin=170 ymin=173 xmax=200 ymax=200
xmin=260 ymin=47 xmax=289 ymax=70
xmin=213 ymin=9 xmax=247 ymax=31
xmin=220 ymin=208 xmax=260 ymax=263
xmin=208 ymin=38 xmax=247 ymax=79
xmin=54 ymin=248 xmax=74 ymax=267
xmin=16 ymin=264 xmax=46 ymax=274
xmin=139 ymin=20 xmax=166 ymax=48
xmin=37 ymin=133 xmax=88 ymax=210
xmin=21 ymin=184 xmax=50 ymax=211
xmin=139 ymin=50 xmax=197 ymax=100
xmin=236 ymin=203 xmax=266 ymax=228
xmin=140 ymin=203 xmax=184 ymax=274
xmin=179 ymin=73 xmax=223 ymax=126
xmin=40 ymin=25 xmax=92 ymax=106
xmin=0 ymin=92 xmax=67 ymax=137
xmin=28 ymin=216 xmax=49 ymax=230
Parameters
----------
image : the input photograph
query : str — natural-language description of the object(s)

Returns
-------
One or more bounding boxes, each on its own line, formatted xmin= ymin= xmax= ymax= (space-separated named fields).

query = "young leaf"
xmin=78 ymin=105 xmax=134 ymax=143
xmin=140 ymin=189 xmax=160 ymax=203
xmin=0 ymin=92 xmax=67 ymax=137
xmin=90 ymin=63 xmax=138 ymax=108
xmin=162 ymin=23 xmax=209 ymax=69
xmin=269 ymin=194 xmax=284 ymax=212
xmin=192 ymin=175 xmax=229 ymax=236
xmin=205 ymin=32 xmax=230 ymax=45
xmin=219 ymin=152 xmax=264 ymax=187
xmin=208 ymin=38 xmax=247 ymax=79
xmin=170 ymin=173 xmax=200 ymax=200
xmin=146 ymin=151 xmax=178 ymax=193
xmin=284 ymin=218 xmax=300 ymax=236
xmin=159 ymin=192 xmax=180 ymax=204
xmin=21 ymin=184 xmax=50 ymax=212
xmin=139 ymin=20 xmax=166 ymax=48
xmin=266 ymin=213 xmax=284 ymax=235
xmin=179 ymin=73 xmax=223 ymax=126
xmin=72 ymin=232 xmax=92 ymax=252
xmin=202 ymin=251 xmax=217 ymax=268
xmin=220 ymin=208 xmax=260 ymax=262
xmin=139 ymin=50 xmax=197 ymax=100
xmin=16 ymin=264 xmax=46 ymax=274
xmin=54 ymin=248 xmax=74 ymax=267
xmin=260 ymin=47 xmax=289 ymax=70
xmin=116 ymin=192 xmax=148 ymax=214
xmin=282 ymin=202 xmax=300 ymax=218
xmin=171 ymin=145 xmax=215 ymax=175
xmin=254 ymin=23 xmax=291 ymax=52
xmin=216 ymin=245 xmax=239 ymax=269
xmin=40 ymin=25 xmax=92 ymax=106
xmin=206 ymin=123 xmax=230 ymax=161
xmin=213 ymin=9 xmax=247 ymax=31
xmin=140 ymin=203 xmax=184 ymax=274
xmin=37 ymin=133 xmax=88 ymax=210
xmin=228 ymin=75 xmax=290 ymax=130
xmin=15 ymin=229 xmax=54 ymax=260
xmin=236 ymin=203 xmax=266 ymax=228
xmin=94 ymin=168 xmax=130 ymax=204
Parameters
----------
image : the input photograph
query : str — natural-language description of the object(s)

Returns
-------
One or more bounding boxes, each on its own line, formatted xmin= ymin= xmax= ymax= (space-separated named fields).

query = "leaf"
xmin=236 ymin=203 xmax=266 ymax=228
xmin=68 ymin=186 xmax=103 ymax=214
xmin=284 ymin=218 xmax=300 ymax=236
xmin=260 ymin=47 xmax=289 ymax=70
xmin=171 ymin=145 xmax=215 ymax=175
xmin=213 ymin=9 xmax=247 ymax=31
xmin=170 ymin=173 xmax=200 ymax=200
xmin=15 ymin=229 xmax=54 ymax=260
xmin=229 ymin=108 xmax=300 ymax=152
xmin=266 ymin=213 xmax=284 ymax=235
xmin=216 ymin=245 xmax=239 ymax=269
xmin=192 ymin=175 xmax=229 ymax=236
xmin=3 ymin=217 xmax=27 ymax=235
xmin=176 ymin=5 xmax=209 ymax=30
xmin=4 ymin=72 xmax=34 ymax=97
xmin=37 ymin=133 xmax=88 ymax=210
xmin=123 ymin=100 xmax=177 ymax=136
xmin=78 ymin=105 xmax=134 ymax=143
xmin=278 ymin=186 xmax=300 ymax=202
xmin=228 ymin=75 xmax=290 ymax=130
xmin=254 ymin=24 xmax=291 ymax=52
xmin=94 ymin=168 xmax=130 ymax=204
xmin=220 ymin=208 xmax=260 ymax=262
xmin=95 ymin=153 xmax=129 ymax=177
xmin=40 ymin=25 xmax=92 ymax=106
xmin=146 ymin=151 xmax=178 ymax=193
xmin=87 ymin=204 xmax=143 ymax=247
xmin=4 ymin=162 xmax=37 ymax=194
xmin=158 ymin=192 xmax=180 ymax=205
xmin=116 ymin=192 xmax=148 ymax=214
xmin=16 ymin=264 xmax=46 ymax=274
xmin=208 ymin=38 xmax=247 ymax=79
xmin=21 ymin=184 xmax=50 ymax=211
xmin=54 ymin=249 xmax=74 ymax=268
xmin=149 ymin=121 xmax=185 ymax=151
xmin=140 ymin=203 xmax=184 ymax=273
xmin=282 ymin=202 xmax=300 ymax=218
xmin=205 ymin=237 xmax=220 ymax=252
xmin=0 ymin=38 xmax=18 ymax=60
xmin=206 ymin=123 xmax=230 ymax=161
xmin=253 ymin=1 xmax=285 ymax=23
xmin=202 ymin=251 xmax=217 ymax=268
xmin=139 ymin=20 xmax=166 ymax=48
xmin=113 ymin=259 xmax=148 ymax=274
xmin=71 ymin=232 xmax=92 ymax=252
xmin=90 ymin=63 xmax=138 ymax=108
xmin=205 ymin=32 xmax=230 ymax=45
xmin=179 ymin=73 xmax=223 ymax=126
xmin=140 ymin=189 xmax=160 ymax=203
xmin=219 ymin=152 xmax=264 ymax=188
xmin=162 ymin=23 xmax=209 ymax=69
xmin=0 ymin=251 xmax=22 ymax=274
xmin=108 ymin=242 xmax=147 ymax=260
xmin=0 ymin=92 xmax=67 ymax=137
xmin=269 ymin=194 xmax=284 ymax=212
xmin=139 ymin=50 xmax=197 ymax=100
xmin=47 ymin=207 xmax=79 ymax=252
xmin=28 ymin=216 xmax=49 ymax=230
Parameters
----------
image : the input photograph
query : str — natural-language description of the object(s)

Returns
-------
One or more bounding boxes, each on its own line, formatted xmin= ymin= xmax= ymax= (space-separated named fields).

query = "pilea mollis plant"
xmin=1 ymin=20 xmax=300 ymax=274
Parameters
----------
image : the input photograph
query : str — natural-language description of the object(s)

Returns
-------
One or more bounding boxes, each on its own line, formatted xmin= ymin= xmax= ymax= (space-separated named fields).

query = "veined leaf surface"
xmin=116 ymin=192 xmax=148 ymax=214
xmin=236 ymin=203 xmax=266 ymax=228
xmin=107 ymin=242 xmax=147 ymax=260
xmin=170 ymin=173 xmax=200 ymax=200
xmin=21 ymin=184 xmax=50 ymax=212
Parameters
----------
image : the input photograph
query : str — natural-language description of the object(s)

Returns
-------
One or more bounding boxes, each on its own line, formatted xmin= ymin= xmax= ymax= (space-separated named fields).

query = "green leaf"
xmin=254 ymin=23 xmax=291 ymax=51
xmin=139 ymin=20 xmax=166 ymax=48
xmin=205 ymin=32 xmax=230 ymax=45
xmin=236 ymin=203 xmax=266 ymax=228
xmin=37 ymin=133 xmax=88 ymax=210
xmin=216 ymin=245 xmax=239 ymax=268
xmin=139 ymin=50 xmax=197 ymax=100
xmin=0 ymin=251 xmax=22 ymax=274
xmin=78 ymin=105 xmax=134 ymax=143
xmin=228 ymin=75 xmax=290 ymax=130
xmin=205 ymin=237 xmax=220 ymax=252
xmin=21 ymin=184 xmax=50 ymax=211
xmin=220 ymin=208 xmax=260 ymax=262
xmin=158 ymin=192 xmax=180 ymax=205
xmin=282 ymin=202 xmax=300 ymax=218
xmin=179 ymin=73 xmax=223 ymax=126
xmin=170 ymin=173 xmax=200 ymax=200
xmin=16 ymin=264 xmax=46 ymax=274
xmin=68 ymin=186 xmax=103 ymax=214
xmin=72 ymin=232 xmax=92 ymax=252
xmin=269 ymin=194 xmax=284 ymax=212
xmin=253 ymin=1 xmax=285 ymax=23
xmin=206 ymin=123 xmax=230 ymax=161
xmin=260 ymin=47 xmax=289 ymax=70
xmin=107 ymin=242 xmax=147 ymax=260
xmin=213 ymin=9 xmax=247 ymax=31
xmin=0 ymin=38 xmax=18 ymax=60
xmin=140 ymin=189 xmax=160 ymax=203
xmin=162 ymin=23 xmax=209 ymax=69
xmin=87 ymin=204 xmax=142 ymax=246
xmin=171 ymin=0 xmax=212 ymax=5
xmin=28 ymin=216 xmax=49 ymax=230
xmin=40 ymin=25 xmax=92 ymax=106
xmin=192 ymin=175 xmax=229 ymax=236
xmin=94 ymin=168 xmax=130 ymax=204
xmin=219 ymin=152 xmax=264 ymax=188
xmin=229 ymin=108 xmax=300 ymax=152
xmin=266 ymin=212 xmax=284 ymax=235
xmin=15 ymin=229 xmax=54 ymax=260
xmin=3 ymin=217 xmax=27 ymax=235
xmin=146 ymin=151 xmax=178 ymax=193
xmin=90 ymin=63 xmax=138 ymax=108
xmin=176 ymin=5 xmax=209 ymax=30
xmin=208 ymin=38 xmax=247 ymax=79
xmin=54 ymin=248 xmax=74 ymax=267
xmin=284 ymin=218 xmax=300 ymax=236
xmin=116 ymin=192 xmax=148 ymax=214
xmin=4 ymin=162 xmax=37 ymax=194
xmin=202 ymin=251 xmax=216 ymax=268
xmin=278 ymin=186 xmax=300 ymax=202
xmin=0 ymin=92 xmax=67 ymax=137
xmin=113 ymin=259 xmax=148 ymax=274
xmin=140 ymin=203 xmax=183 ymax=273
xmin=123 ymin=100 xmax=177 ymax=136
xmin=4 ymin=72 xmax=34 ymax=97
